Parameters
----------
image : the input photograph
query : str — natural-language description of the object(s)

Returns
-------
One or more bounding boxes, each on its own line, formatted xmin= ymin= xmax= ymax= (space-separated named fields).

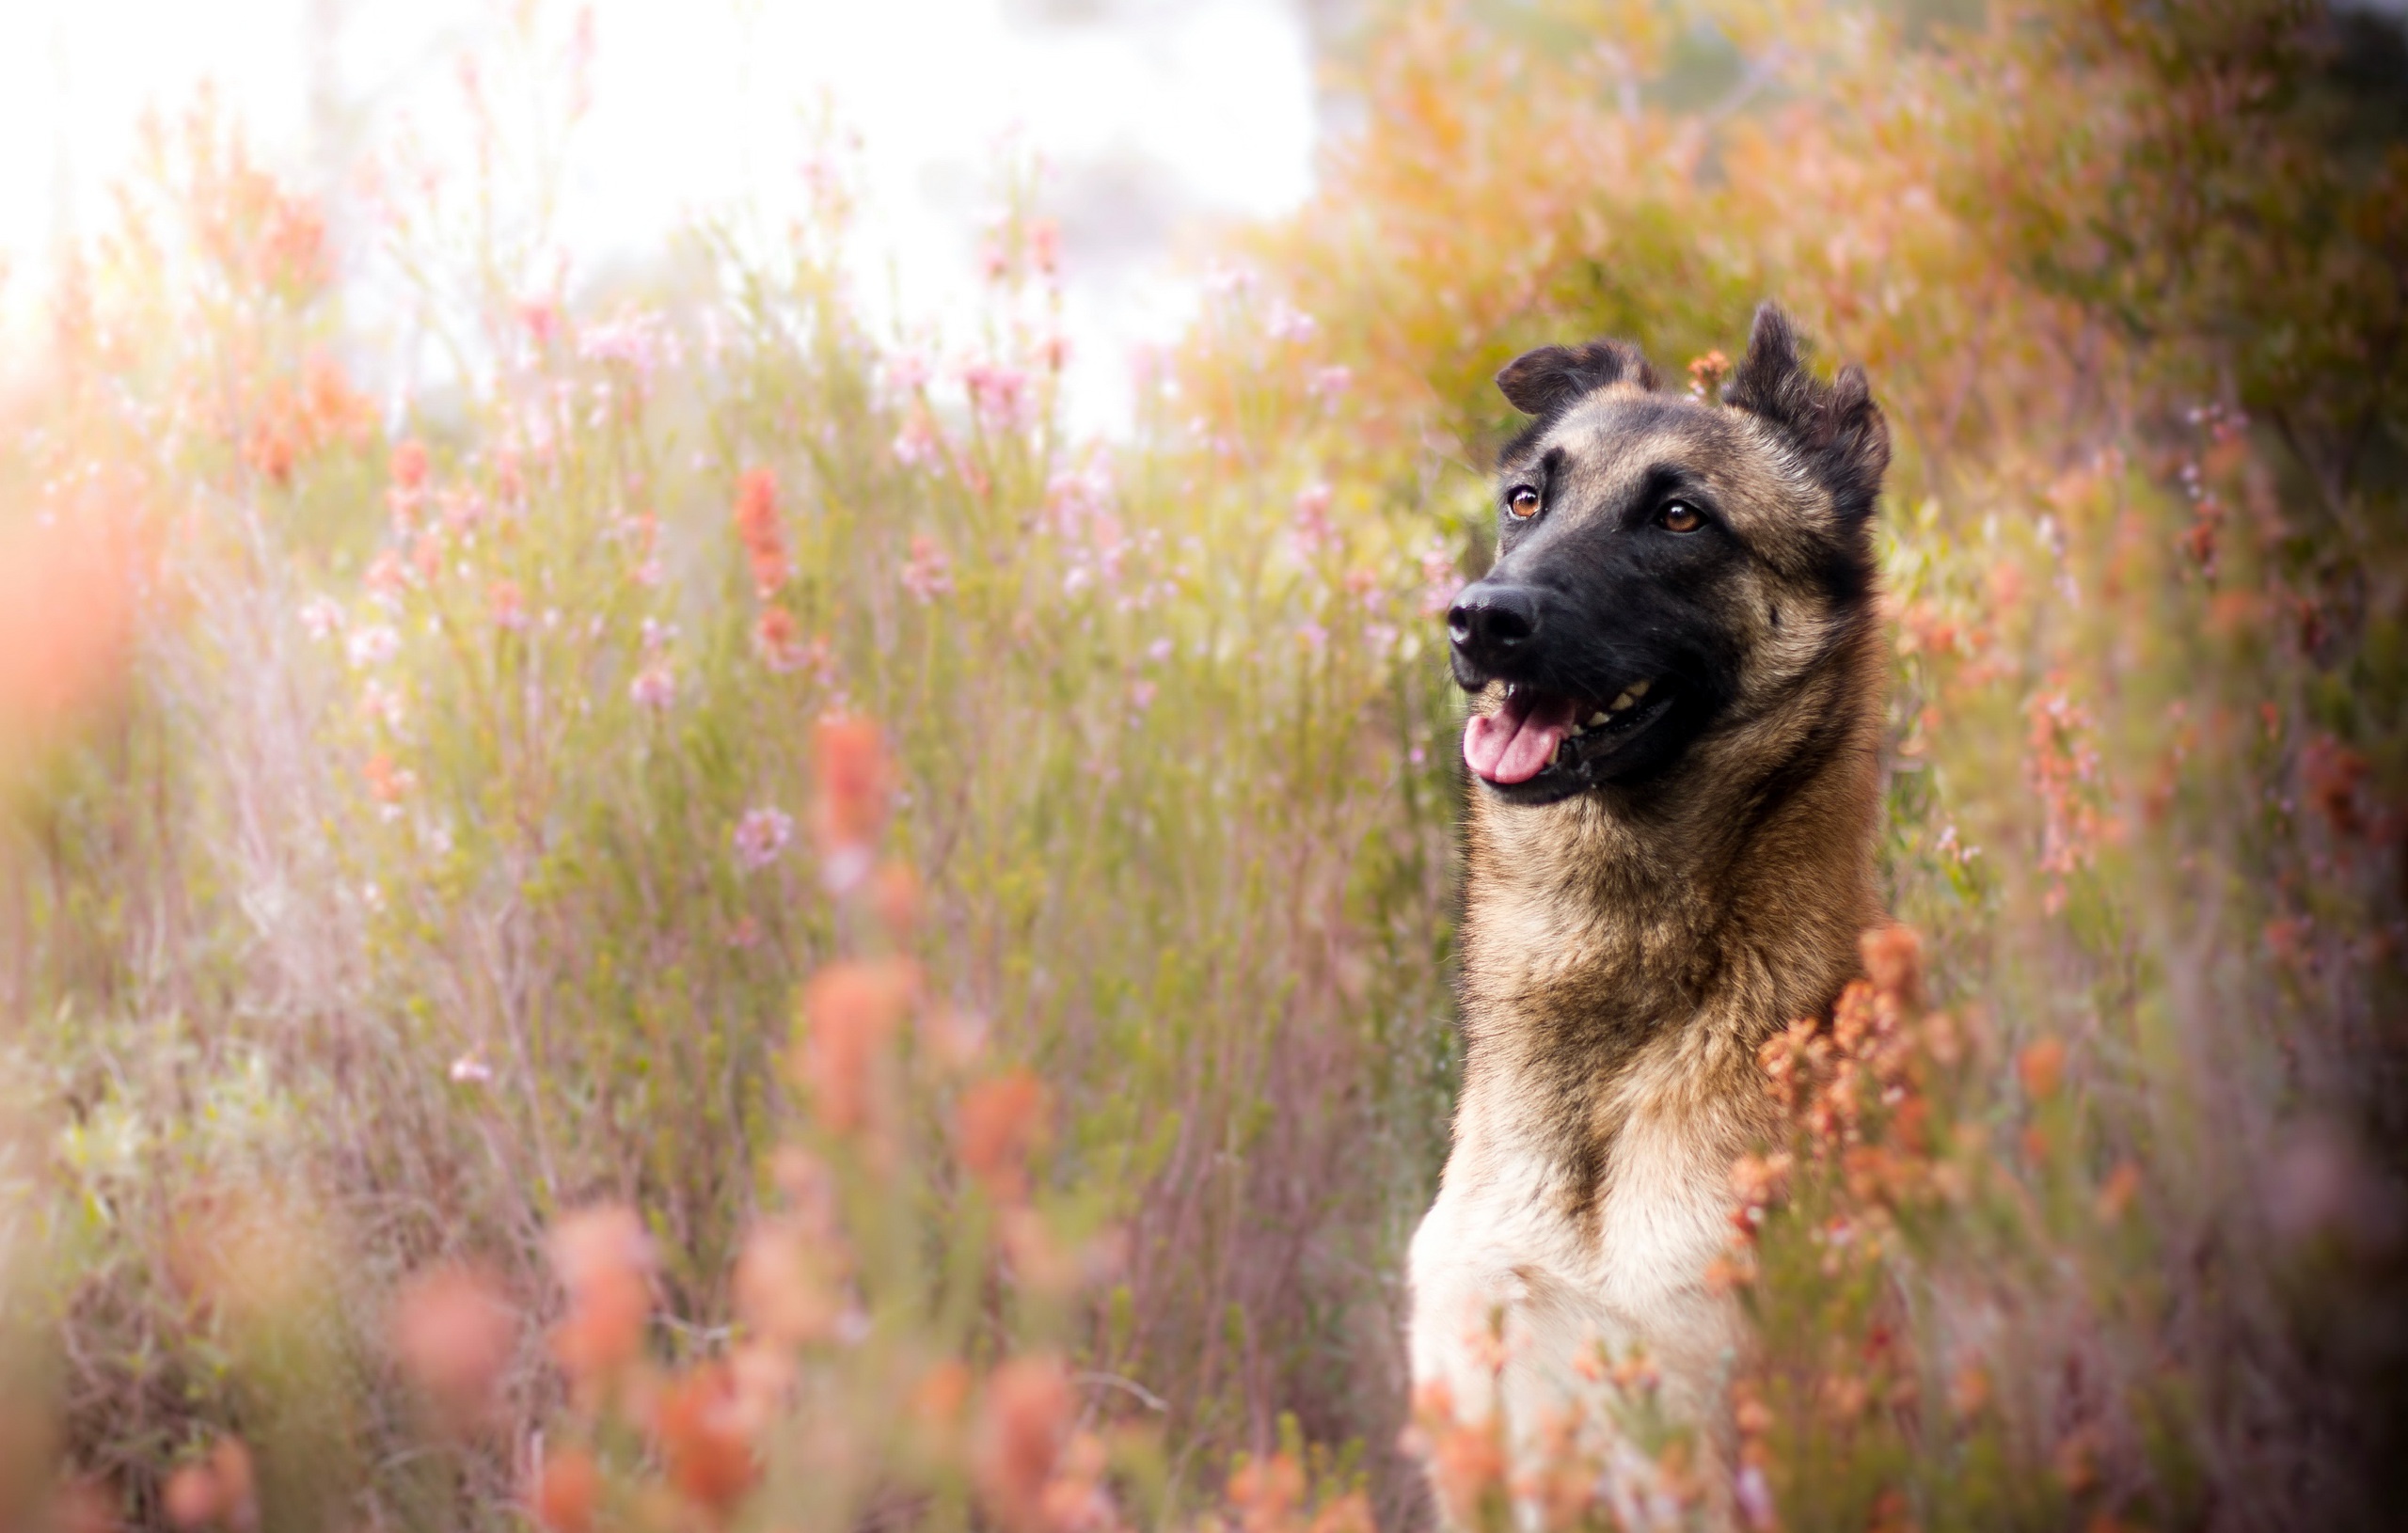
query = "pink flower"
xmin=1291 ymin=482 xmax=1336 ymax=561
xmin=887 ymin=352 xmax=932 ymax=392
xmin=1309 ymin=365 xmax=1353 ymax=403
xmin=901 ymin=533 xmax=954 ymax=603
xmin=630 ymin=663 xmax=677 ymax=710
xmin=488 ymin=579 xmax=528 ymax=631
xmin=299 ymin=596 xmax=343 ymax=640
xmin=348 ymin=624 xmax=400 ymax=667
xmin=962 ymin=363 xmax=1034 ymax=434
xmin=1265 ymin=303 xmax=1317 ymax=343
xmin=734 ymin=807 xmax=795 ymax=871
xmin=893 ymin=412 xmax=943 ymax=468
xmin=1417 ymin=538 xmax=1461 ymax=618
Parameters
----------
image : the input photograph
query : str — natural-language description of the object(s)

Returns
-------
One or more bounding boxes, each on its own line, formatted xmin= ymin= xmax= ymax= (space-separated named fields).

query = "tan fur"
xmin=1408 ymin=359 xmax=1888 ymax=1520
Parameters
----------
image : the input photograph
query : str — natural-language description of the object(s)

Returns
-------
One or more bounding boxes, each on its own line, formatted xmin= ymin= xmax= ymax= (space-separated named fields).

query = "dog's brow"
xmin=1620 ymin=463 xmax=1703 ymax=522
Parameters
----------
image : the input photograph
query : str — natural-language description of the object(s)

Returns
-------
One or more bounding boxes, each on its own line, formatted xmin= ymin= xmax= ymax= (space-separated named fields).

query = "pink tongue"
xmin=1463 ymin=690 xmax=1579 ymax=784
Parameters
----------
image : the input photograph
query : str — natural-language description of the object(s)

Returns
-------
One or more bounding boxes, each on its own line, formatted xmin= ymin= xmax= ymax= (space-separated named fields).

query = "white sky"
xmin=0 ymin=0 xmax=1320 ymax=432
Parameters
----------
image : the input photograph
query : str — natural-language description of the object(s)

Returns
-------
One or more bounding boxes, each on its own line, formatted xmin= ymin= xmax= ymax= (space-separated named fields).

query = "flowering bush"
xmin=2 ymin=2 xmax=2401 ymax=1531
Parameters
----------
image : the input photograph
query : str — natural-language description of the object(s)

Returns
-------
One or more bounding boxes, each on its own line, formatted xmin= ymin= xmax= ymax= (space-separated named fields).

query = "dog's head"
xmin=1451 ymin=305 xmax=1889 ymax=806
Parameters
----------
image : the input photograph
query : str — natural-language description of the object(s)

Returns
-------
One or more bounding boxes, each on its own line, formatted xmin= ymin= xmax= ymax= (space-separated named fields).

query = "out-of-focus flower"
xmin=449 ymin=1050 xmax=493 ymax=1083
xmin=893 ymin=410 xmax=943 ymax=468
xmin=797 ymin=959 xmax=916 ymax=1135
xmin=963 ymin=363 xmax=1034 ymax=435
xmin=734 ymin=808 xmax=795 ymax=871
xmin=733 ymin=467 xmax=788 ymax=598
xmin=754 ymin=606 xmax=808 ymax=672
xmin=974 ymin=1355 xmax=1074 ymax=1533
xmin=348 ymin=624 xmax=400 ymax=667
xmin=532 ymin=1447 xmax=600 ymax=1533
xmin=629 ymin=663 xmax=677 ymax=711
xmin=654 ymin=1361 xmax=759 ymax=1516
xmin=2017 ymin=1037 xmax=2066 ymax=1100
xmin=810 ymin=714 xmax=892 ymax=868
xmin=391 ymin=1261 xmax=518 ymax=1434
xmin=887 ymin=352 xmax=932 ymax=392
xmin=1308 ymin=364 xmax=1353 ymax=403
xmin=1416 ymin=538 xmax=1460 ymax=618
xmin=1264 ymin=303 xmax=1318 ymax=343
xmin=902 ymin=533 xmax=954 ymax=603
xmin=0 ymin=511 xmax=136 ymax=754
xmin=364 ymin=752 xmax=416 ymax=805
xmin=388 ymin=436 xmax=430 ymax=526
xmin=577 ymin=308 xmax=676 ymax=387
xmin=733 ymin=1222 xmax=846 ymax=1345
xmin=365 ymin=549 xmax=407 ymax=601
xmin=1228 ymin=1449 xmax=1307 ymax=1533
xmin=163 ymin=1439 xmax=256 ymax=1533
xmin=1687 ymin=349 xmax=1731 ymax=400
xmin=956 ymin=1069 xmax=1048 ymax=1202
xmin=872 ymin=861 xmax=921 ymax=934
xmin=488 ymin=579 xmax=528 ymax=631
xmin=518 ymin=299 xmax=562 ymax=347
xmin=1291 ymin=482 xmax=1335 ymax=561
xmin=1860 ymin=924 xmax=1923 ymax=1010
xmin=1028 ymin=218 xmax=1061 ymax=275
xmin=547 ymin=1205 xmax=654 ymax=1384
xmin=299 ymin=595 xmax=343 ymax=640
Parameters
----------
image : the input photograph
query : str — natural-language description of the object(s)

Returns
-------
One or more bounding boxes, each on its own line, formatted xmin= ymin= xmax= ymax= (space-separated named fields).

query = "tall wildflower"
xmin=733 ymin=467 xmax=788 ymax=598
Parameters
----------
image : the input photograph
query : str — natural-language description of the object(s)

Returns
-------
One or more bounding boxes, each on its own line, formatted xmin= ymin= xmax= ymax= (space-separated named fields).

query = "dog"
xmin=1407 ymin=304 xmax=1890 ymax=1516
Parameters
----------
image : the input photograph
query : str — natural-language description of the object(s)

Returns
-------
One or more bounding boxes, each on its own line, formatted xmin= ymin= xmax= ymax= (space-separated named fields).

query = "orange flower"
xmin=390 ymin=1261 xmax=518 ymax=1433
xmin=2018 ymin=1037 xmax=2067 ymax=1100
xmin=163 ymin=1439 xmax=257 ymax=1532
xmin=957 ymin=1069 xmax=1048 ymax=1201
xmin=546 ymin=1205 xmax=654 ymax=1383
xmin=1859 ymin=924 xmax=1923 ymax=1011
xmin=532 ymin=1447 xmax=600 ymax=1533
xmin=733 ymin=466 xmax=787 ymax=598
xmin=974 ymin=1355 xmax=1075 ymax=1533
xmin=389 ymin=437 xmax=429 ymax=493
xmin=653 ymin=1361 xmax=759 ymax=1517
xmin=797 ymin=959 xmax=916 ymax=1134
xmin=811 ymin=714 xmax=892 ymax=861
xmin=753 ymin=605 xmax=806 ymax=672
xmin=0 ymin=511 xmax=136 ymax=754
xmin=162 ymin=1463 xmax=220 ymax=1530
xmin=732 ymin=1221 xmax=844 ymax=1345
xmin=872 ymin=861 xmax=922 ymax=934
xmin=1228 ymin=1451 xmax=1306 ymax=1533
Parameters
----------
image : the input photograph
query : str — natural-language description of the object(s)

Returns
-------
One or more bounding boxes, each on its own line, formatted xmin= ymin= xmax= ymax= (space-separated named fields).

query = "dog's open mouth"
xmin=1463 ymin=679 xmax=1666 ymax=788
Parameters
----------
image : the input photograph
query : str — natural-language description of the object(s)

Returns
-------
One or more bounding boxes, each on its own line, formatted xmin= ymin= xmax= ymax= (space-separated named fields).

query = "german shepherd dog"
xmin=1408 ymin=305 xmax=1890 ymax=1509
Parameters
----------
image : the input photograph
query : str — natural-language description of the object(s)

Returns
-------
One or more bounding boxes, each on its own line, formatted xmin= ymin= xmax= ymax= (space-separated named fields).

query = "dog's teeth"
xmin=1628 ymin=678 xmax=1651 ymax=700
xmin=1588 ymin=711 xmax=1608 ymax=728
xmin=1609 ymin=689 xmax=1636 ymax=713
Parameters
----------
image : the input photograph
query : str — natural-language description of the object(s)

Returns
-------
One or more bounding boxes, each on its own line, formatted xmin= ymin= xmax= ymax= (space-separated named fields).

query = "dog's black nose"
xmin=1449 ymin=582 xmax=1543 ymax=668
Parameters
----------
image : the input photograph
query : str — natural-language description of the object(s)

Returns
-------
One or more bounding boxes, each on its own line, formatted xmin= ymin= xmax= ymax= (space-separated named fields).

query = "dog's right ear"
xmin=1496 ymin=340 xmax=1658 ymax=417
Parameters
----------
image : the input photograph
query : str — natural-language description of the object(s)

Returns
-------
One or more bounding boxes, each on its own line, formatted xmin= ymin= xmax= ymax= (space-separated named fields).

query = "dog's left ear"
xmin=1723 ymin=304 xmax=1889 ymax=521
xmin=1496 ymin=339 xmax=1658 ymax=417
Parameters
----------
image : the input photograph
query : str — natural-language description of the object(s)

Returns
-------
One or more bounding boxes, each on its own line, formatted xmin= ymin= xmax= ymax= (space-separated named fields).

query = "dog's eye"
xmin=1656 ymin=501 xmax=1703 ymax=533
xmin=1507 ymin=487 xmax=1542 ymax=519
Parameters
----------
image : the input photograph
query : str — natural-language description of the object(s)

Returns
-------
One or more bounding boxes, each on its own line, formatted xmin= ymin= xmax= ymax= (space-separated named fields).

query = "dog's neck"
xmin=1454 ymin=616 xmax=1886 ymax=1120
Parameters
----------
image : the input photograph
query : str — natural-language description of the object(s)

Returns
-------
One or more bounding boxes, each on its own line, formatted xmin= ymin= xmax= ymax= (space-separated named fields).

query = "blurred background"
xmin=0 ymin=0 xmax=1354 ymax=433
